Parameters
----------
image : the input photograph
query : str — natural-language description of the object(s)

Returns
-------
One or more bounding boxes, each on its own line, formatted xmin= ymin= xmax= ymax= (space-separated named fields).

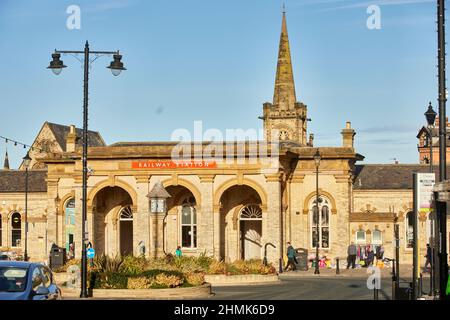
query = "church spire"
xmin=273 ymin=11 xmax=297 ymax=111
xmin=3 ymin=150 xmax=10 ymax=170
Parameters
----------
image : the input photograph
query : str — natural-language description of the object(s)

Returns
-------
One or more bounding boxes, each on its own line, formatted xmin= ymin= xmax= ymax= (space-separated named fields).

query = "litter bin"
xmin=49 ymin=246 xmax=66 ymax=270
xmin=395 ymin=282 xmax=413 ymax=300
xmin=295 ymin=248 xmax=308 ymax=271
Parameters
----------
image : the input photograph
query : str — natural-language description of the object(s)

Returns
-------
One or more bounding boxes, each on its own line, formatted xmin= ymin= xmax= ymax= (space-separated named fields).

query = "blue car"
xmin=0 ymin=261 xmax=62 ymax=300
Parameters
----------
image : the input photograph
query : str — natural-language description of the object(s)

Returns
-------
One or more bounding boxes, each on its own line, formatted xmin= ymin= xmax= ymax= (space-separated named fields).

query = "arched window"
xmin=181 ymin=196 xmax=196 ymax=248
xmin=65 ymin=198 xmax=75 ymax=226
xmin=64 ymin=198 xmax=76 ymax=252
xmin=356 ymin=230 xmax=366 ymax=245
xmin=406 ymin=211 xmax=414 ymax=248
xmin=310 ymin=196 xmax=331 ymax=249
xmin=119 ymin=206 xmax=133 ymax=221
xmin=240 ymin=204 xmax=262 ymax=220
xmin=11 ymin=212 xmax=21 ymax=247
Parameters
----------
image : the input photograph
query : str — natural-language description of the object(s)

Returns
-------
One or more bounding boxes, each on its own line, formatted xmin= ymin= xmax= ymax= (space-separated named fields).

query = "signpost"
xmin=413 ymin=172 xmax=436 ymax=299
xmin=87 ymin=247 xmax=95 ymax=259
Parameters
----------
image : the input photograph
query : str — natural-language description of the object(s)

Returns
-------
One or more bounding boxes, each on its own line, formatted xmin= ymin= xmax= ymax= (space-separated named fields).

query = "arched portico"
xmin=91 ymin=186 xmax=134 ymax=256
xmin=218 ymin=184 xmax=264 ymax=262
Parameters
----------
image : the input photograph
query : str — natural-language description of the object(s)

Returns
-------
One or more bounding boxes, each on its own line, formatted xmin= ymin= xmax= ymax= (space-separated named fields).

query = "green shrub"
xmin=154 ymin=273 xmax=183 ymax=288
xmin=100 ymin=273 xmax=128 ymax=289
xmin=120 ymin=255 xmax=147 ymax=275
xmin=184 ymin=272 xmax=205 ymax=286
xmin=207 ymin=260 xmax=226 ymax=274
xmin=127 ymin=276 xmax=153 ymax=289
xmin=94 ymin=253 xmax=124 ymax=274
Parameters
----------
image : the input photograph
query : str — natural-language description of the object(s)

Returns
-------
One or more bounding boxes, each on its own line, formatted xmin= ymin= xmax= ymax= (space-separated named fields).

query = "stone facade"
xmin=1 ymin=12 xmax=449 ymax=267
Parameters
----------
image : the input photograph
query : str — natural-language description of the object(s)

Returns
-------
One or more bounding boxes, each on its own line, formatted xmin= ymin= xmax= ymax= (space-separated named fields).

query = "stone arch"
xmin=87 ymin=179 xmax=138 ymax=208
xmin=58 ymin=191 xmax=75 ymax=216
xmin=7 ymin=210 xmax=22 ymax=220
xmin=161 ymin=178 xmax=202 ymax=208
xmin=398 ymin=204 xmax=413 ymax=222
xmin=302 ymin=189 xmax=337 ymax=215
xmin=214 ymin=178 xmax=268 ymax=209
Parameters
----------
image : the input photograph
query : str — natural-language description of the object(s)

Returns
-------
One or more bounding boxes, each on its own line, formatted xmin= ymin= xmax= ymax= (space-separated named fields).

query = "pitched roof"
xmin=46 ymin=122 xmax=105 ymax=151
xmin=0 ymin=170 xmax=47 ymax=192
xmin=353 ymin=164 xmax=444 ymax=190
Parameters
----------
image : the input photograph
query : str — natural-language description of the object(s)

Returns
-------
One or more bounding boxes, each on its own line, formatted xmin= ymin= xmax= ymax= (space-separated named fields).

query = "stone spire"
xmin=273 ymin=11 xmax=297 ymax=111
xmin=3 ymin=150 xmax=10 ymax=170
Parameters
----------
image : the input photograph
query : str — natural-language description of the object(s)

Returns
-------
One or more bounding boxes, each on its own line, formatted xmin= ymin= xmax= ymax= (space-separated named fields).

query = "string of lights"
xmin=0 ymin=135 xmax=47 ymax=153
xmin=0 ymin=135 xmax=76 ymax=163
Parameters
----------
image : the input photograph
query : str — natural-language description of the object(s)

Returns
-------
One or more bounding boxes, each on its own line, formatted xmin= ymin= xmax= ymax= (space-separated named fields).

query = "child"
xmin=175 ymin=246 xmax=182 ymax=257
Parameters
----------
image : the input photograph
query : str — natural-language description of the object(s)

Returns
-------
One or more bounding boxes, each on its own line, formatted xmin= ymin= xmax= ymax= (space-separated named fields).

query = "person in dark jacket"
xmin=347 ymin=242 xmax=357 ymax=269
xmin=285 ymin=242 xmax=297 ymax=271
xmin=365 ymin=248 xmax=375 ymax=267
xmin=424 ymin=243 xmax=432 ymax=271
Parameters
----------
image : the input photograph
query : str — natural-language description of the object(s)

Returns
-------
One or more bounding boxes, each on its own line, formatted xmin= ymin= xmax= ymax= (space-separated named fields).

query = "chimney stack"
xmin=341 ymin=121 xmax=356 ymax=149
xmin=66 ymin=125 xmax=77 ymax=152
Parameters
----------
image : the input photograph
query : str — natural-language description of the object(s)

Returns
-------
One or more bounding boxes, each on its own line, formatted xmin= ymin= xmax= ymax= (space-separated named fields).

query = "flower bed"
xmin=55 ymin=253 xmax=277 ymax=290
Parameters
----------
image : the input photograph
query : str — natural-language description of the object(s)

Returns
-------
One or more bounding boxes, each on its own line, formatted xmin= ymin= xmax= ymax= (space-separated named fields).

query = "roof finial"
xmin=282 ymin=1 xmax=286 ymax=14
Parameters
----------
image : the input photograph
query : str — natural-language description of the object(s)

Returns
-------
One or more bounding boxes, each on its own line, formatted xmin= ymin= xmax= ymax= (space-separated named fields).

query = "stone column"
xmin=264 ymin=174 xmax=282 ymax=265
xmin=45 ymin=177 xmax=60 ymax=259
xmin=73 ymin=176 xmax=83 ymax=259
xmin=135 ymin=175 xmax=150 ymax=257
xmin=199 ymin=175 xmax=215 ymax=257
xmin=150 ymin=212 xmax=165 ymax=258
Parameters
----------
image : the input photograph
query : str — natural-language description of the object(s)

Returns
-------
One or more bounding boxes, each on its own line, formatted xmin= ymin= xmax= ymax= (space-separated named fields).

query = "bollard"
xmin=418 ymin=273 xmax=423 ymax=297
xmin=279 ymin=258 xmax=283 ymax=273
xmin=336 ymin=258 xmax=340 ymax=275
xmin=373 ymin=279 xmax=379 ymax=300
xmin=392 ymin=279 xmax=396 ymax=300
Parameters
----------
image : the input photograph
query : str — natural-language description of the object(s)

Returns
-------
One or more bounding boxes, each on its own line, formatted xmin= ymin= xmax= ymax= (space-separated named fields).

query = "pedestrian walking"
xmin=424 ymin=243 xmax=432 ymax=271
xmin=346 ymin=242 xmax=357 ymax=269
xmin=284 ymin=242 xmax=297 ymax=271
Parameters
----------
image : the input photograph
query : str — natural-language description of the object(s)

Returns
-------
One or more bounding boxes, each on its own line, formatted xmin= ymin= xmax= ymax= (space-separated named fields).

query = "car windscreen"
xmin=0 ymin=267 xmax=28 ymax=292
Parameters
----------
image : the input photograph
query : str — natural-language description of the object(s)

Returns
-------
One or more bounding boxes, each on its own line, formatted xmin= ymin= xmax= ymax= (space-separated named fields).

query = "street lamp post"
xmin=424 ymin=102 xmax=437 ymax=297
xmin=22 ymin=151 xmax=31 ymax=262
xmin=436 ymin=0 xmax=449 ymax=301
xmin=47 ymin=41 xmax=126 ymax=298
xmin=313 ymin=149 xmax=321 ymax=275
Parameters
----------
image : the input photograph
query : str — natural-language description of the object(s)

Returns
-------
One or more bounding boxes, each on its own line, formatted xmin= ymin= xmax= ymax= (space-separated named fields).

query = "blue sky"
xmin=0 ymin=0 xmax=442 ymax=168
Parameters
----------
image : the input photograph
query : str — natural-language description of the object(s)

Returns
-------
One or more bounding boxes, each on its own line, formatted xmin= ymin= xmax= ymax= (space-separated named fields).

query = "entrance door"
xmin=119 ymin=206 xmax=133 ymax=256
xmin=241 ymin=220 xmax=262 ymax=260
xmin=120 ymin=221 xmax=133 ymax=256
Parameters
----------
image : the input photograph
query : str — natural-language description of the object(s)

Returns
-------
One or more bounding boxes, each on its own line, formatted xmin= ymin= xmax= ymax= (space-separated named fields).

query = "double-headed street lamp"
xmin=47 ymin=41 xmax=126 ymax=298
xmin=424 ymin=102 xmax=438 ymax=297
xmin=313 ymin=149 xmax=321 ymax=275
xmin=22 ymin=151 xmax=31 ymax=262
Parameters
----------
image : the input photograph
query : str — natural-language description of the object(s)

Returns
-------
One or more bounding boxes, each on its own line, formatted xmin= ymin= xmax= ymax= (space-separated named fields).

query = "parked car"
xmin=0 ymin=255 xmax=10 ymax=261
xmin=0 ymin=261 xmax=62 ymax=300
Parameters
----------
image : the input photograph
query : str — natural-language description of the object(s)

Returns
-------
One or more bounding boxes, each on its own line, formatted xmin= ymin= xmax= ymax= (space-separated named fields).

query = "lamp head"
xmin=107 ymin=54 xmax=126 ymax=76
xmin=313 ymin=149 xmax=321 ymax=167
xmin=424 ymin=102 xmax=437 ymax=126
xmin=47 ymin=53 xmax=67 ymax=75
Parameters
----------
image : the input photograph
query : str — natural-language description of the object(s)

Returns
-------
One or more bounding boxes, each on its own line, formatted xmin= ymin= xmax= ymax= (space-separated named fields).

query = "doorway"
xmin=239 ymin=204 xmax=262 ymax=260
xmin=119 ymin=206 xmax=133 ymax=256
